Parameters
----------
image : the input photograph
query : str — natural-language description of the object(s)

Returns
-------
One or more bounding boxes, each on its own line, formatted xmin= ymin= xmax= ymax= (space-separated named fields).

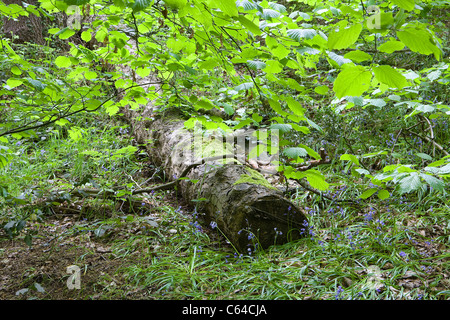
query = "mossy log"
xmin=123 ymin=105 xmax=308 ymax=252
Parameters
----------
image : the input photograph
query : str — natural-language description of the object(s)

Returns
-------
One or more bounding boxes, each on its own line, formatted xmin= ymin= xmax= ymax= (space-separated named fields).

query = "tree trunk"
xmin=123 ymin=100 xmax=308 ymax=252
xmin=2 ymin=0 xmax=44 ymax=45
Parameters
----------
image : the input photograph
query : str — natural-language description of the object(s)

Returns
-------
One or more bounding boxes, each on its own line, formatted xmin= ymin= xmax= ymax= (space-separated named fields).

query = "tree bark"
xmin=2 ymin=0 xmax=44 ymax=45
xmin=123 ymin=99 xmax=308 ymax=252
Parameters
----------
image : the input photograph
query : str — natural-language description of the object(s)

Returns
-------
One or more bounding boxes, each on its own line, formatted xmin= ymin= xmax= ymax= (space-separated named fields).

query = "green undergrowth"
xmin=113 ymin=192 xmax=449 ymax=300
xmin=0 ymin=106 xmax=449 ymax=300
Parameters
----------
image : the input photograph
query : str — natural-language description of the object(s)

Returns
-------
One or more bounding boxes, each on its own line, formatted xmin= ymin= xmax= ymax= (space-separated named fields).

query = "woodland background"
xmin=0 ymin=0 xmax=449 ymax=300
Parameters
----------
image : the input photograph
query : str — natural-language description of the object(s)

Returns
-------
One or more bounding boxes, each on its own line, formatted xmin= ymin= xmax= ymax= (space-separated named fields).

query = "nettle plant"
xmin=0 ymin=0 xmax=448 ymax=198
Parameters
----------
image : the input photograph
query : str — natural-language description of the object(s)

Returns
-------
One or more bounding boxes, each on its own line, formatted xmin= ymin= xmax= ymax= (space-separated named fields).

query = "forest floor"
xmin=1 ymin=183 xmax=449 ymax=300
xmin=0 ymin=190 xmax=194 ymax=300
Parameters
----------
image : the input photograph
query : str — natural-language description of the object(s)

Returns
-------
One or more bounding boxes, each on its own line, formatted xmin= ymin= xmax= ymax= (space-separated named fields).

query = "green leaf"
xmin=287 ymin=29 xmax=317 ymax=41
xmin=55 ymin=56 xmax=72 ymax=68
xmin=327 ymin=51 xmax=352 ymax=67
xmin=81 ymin=30 xmax=92 ymax=42
xmin=270 ymin=45 xmax=290 ymax=60
xmin=131 ymin=0 xmax=153 ymax=12
xmin=415 ymin=153 xmax=432 ymax=161
xmin=84 ymin=71 xmax=97 ymax=80
xmin=58 ymin=28 xmax=75 ymax=40
xmin=247 ymin=60 xmax=266 ymax=70
xmin=263 ymin=60 xmax=283 ymax=74
xmin=237 ymin=15 xmax=261 ymax=35
xmin=164 ymin=0 xmax=186 ymax=10
xmin=340 ymin=154 xmax=360 ymax=166
xmin=28 ymin=79 xmax=46 ymax=91
xmin=314 ymin=85 xmax=329 ymax=95
xmin=195 ymin=98 xmax=215 ymax=111
xmin=63 ymin=0 xmax=89 ymax=5
xmin=328 ymin=24 xmax=362 ymax=50
xmin=419 ymin=173 xmax=444 ymax=192
xmin=10 ymin=66 xmax=22 ymax=75
xmin=260 ymin=8 xmax=280 ymax=19
xmin=360 ymin=188 xmax=377 ymax=199
xmin=252 ymin=113 xmax=263 ymax=123
xmin=305 ymin=170 xmax=329 ymax=191
xmin=366 ymin=12 xmax=395 ymax=32
xmin=291 ymin=124 xmax=310 ymax=134
xmin=268 ymin=98 xmax=289 ymax=117
xmin=235 ymin=82 xmax=254 ymax=91
xmin=399 ymin=172 xmax=422 ymax=194
xmin=286 ymin=97 xmax=304 ymax=116
xmin=333 ymin=65 xmax=372 ymax=98
xmin=6 ymin=78 xmax=22 ymax=88
xmin=373 ymin=65 xmax=407 ymax=89
xmin=378 ymin=40 xmax=405 ymax=53
xmin=425 ymin=163 xmax=450 ymax=175
xmin=298 ymin=144 xmax=321 ymax=159
xmin=344 ymin=50 xmax=372 ymax=62
xmin=283 ymin=147 xmax=307 ymax=159
xmin=390 ymin=0 xmax=415 ymax=11
xmin=236 ymin=0 xmax=258 ymax=11
xmin=270 ymin=123 xmax=292 ymax=133
xmin=215 ymin=0 xmax=238 ymax=17
xmin=377 ymin=189 xmax=390 ymax=200
xmin=397 ymin=27 xmax=441 ymax=60
xmin=306 ymin=117 xmax=324 ymax=133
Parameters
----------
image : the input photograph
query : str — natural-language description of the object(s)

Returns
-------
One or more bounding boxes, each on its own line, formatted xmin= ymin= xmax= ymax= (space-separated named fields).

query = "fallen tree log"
xmin=123 ymin=103 xmax=309 ymax=252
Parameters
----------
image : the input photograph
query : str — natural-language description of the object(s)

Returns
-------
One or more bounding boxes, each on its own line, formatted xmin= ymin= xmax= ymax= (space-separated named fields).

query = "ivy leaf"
xmin=373 ymin=65 xmax=407 ymax=89
xmin=333 ymin=65 xmax=372 ymax=98
xmin=328 ymin=24 xmax=362 ymax=50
